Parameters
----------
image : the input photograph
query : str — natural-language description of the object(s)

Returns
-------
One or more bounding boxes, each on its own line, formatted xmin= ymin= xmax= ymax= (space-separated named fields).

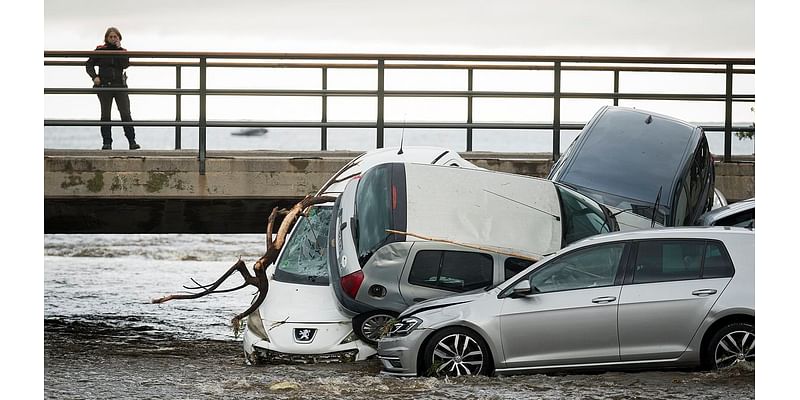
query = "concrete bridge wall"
xmin=44 ymin=150 xmax=754 ymax=233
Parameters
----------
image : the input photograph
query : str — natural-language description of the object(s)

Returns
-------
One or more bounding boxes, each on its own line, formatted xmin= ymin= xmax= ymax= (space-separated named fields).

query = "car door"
xmin=617 ymin=239 xmax=734 ymax=361
xmin=400 ymin=245 xmax=495 ymax=305
xmin=498 ymin=242 xmax=627 ymax=368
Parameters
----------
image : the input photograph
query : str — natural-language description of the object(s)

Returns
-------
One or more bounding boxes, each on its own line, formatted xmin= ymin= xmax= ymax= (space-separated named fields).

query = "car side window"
xmin=408 ymin=250 xmax=494 ymax=292
xmin=632 ymin=240 xmax=703 ymax=284
xmin=702 ymin=242 xmax=735 ymax=278
xmin=715 ymin=209 xmax=755 ymax=228
xmin=505 ymin=257 xmax=534 ymax=281
xmin=529 ymin=243 xmax=625 ymax=293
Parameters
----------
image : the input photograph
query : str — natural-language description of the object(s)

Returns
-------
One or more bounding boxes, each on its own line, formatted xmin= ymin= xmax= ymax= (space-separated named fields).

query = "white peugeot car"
xmin=242 ymin=147 xmax=479 ymax=364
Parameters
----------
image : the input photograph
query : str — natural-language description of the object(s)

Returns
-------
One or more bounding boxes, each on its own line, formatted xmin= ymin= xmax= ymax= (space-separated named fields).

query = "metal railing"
xmin=44 ymin=51 xmax=755 ymax=174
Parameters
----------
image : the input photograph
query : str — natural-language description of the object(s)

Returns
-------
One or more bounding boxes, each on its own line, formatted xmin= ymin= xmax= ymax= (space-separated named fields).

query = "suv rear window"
xmin=409 ymin=250 xmax=494 ymax=292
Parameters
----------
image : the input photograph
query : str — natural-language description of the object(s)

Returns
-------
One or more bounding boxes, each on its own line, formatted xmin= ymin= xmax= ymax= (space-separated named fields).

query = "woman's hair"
xmin=104 ymin=27 xmax=122 ymax=43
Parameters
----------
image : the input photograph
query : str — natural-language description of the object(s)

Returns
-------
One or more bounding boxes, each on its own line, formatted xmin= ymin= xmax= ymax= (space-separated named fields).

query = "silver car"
xmin=698 ymin=198 xmax=755 ymax=228
xmin=377 ymin=227 xmax=754 ymax=376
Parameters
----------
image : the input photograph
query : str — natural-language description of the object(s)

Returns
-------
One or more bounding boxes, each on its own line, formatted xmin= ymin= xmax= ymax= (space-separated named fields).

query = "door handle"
xmin=413 ymin=298 xmax=427 ymax=302
xmin=692 ymin=289 xmax=718 ymax=296
xmin=591 ymin=296 xmax=617 ymax=304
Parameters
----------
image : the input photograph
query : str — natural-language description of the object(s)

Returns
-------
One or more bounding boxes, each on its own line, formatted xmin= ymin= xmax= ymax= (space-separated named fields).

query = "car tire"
xmin=422 ymin=327 xmax=492 ymax=377
xmin=353 ymin=310 xmax=398 ymax=347
xmin=704 ymin=322 xmax=754 ymax=370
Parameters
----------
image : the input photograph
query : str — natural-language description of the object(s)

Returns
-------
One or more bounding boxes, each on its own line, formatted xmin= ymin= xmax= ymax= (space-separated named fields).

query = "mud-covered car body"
xmin=242 ymin=147 xmax=478 ymax=363
xmin=377 ymin=227 xmax=754 ymax=376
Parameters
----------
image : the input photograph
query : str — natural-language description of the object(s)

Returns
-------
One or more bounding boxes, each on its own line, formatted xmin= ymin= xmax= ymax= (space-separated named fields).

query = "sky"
xmin=43 ymin=0 xmax=754 ymax=56
xmin=42 ymin=0 xmax=757 ymax=129
xmin=6 ymin=1 xmax=798 ymax=396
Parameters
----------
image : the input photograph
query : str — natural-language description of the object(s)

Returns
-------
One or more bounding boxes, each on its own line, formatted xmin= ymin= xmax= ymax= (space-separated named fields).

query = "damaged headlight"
xmin=340 ymin=330 xmax=359 ymax=344
xmin=388 ymin=317 xmax=422 ymax=337
xmin=246 ymin=308 xmax=270 ymax=342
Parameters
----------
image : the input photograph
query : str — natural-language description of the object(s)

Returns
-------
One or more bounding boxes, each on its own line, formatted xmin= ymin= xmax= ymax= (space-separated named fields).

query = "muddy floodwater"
xmin=44 ymin=234 xmax=754 ymax=399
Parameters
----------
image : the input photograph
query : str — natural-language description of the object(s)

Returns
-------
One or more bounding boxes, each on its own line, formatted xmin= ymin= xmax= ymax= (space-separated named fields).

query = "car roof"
xmin=317 ymin=146 xmax=476 ymax=197
xmin=551 ymin=106 xmax=702 ymax=208
xmin=570 ymin=226 xmax=753 ymax=248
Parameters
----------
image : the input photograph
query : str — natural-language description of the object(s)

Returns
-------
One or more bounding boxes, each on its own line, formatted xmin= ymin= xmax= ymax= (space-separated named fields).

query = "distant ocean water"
xmin=44 ymin=126 xmax=755 ymax=155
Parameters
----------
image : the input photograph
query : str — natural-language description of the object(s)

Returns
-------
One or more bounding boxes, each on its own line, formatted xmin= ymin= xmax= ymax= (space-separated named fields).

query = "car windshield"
xmin=556 ymin=185 xmax=613 ymax=245
xmin=273 ymin=206 xmax=332 ymax=285
xmin=354 ymin=165 xmax=393 ymax=264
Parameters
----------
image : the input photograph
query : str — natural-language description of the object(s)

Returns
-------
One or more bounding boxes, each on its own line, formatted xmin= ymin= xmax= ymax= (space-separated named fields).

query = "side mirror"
xmin=510 ymin=280 xmax=532 ymax=298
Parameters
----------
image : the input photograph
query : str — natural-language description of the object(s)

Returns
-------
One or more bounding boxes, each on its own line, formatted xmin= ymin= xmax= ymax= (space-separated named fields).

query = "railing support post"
xmin=175 ymin=66 xmax=182 ymax=150
xmin=553 ymin=61 xmax=562 ymax=161
xmin=467 ymin=68 xmax=474 ymax=152
xmin=377 ymin=59 xmax=385 ymax=148
xmin=724 ymin=63 xmax=733 ymax=162
xmin=613 ymin=70 xmax=620 ymax=107
xmin=321 ymin=67 xmax=328 ymax=151
xmin=199 ymin=57 xmax=207 ymax=175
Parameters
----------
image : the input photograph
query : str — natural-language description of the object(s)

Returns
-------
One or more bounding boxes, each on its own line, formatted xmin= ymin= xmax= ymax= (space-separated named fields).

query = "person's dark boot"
xmin=102 ymin=143 xmax=112 ymax=150
xmin=129 ymin=141 xmax=141 ymax=150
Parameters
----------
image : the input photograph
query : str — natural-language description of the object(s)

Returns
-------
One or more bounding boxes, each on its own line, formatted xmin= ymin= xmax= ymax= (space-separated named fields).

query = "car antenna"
xmin=398 ymin=114 xmax=407 ymax=155
xmin=651 ymin=186 xmax=663 ymax=228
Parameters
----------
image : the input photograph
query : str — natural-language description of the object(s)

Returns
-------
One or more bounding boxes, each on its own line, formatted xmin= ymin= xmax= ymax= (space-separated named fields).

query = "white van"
xmin=242 ymin=147 xmax=478 ymax=364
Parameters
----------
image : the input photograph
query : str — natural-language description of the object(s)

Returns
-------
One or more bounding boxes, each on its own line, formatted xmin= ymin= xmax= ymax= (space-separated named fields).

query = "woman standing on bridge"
xmin=85 ymin=27 xmax=140 ymax=150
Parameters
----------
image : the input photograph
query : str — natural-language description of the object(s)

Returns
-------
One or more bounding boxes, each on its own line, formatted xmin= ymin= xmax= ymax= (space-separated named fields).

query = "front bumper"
xmin=376 ymin=328 xmax=431 ymax=376
xmin=243 ymin=321 xmax=376 ymax=363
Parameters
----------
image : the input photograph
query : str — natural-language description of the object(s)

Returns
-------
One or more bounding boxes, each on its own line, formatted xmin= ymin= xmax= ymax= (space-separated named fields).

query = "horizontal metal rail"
xmin=44 ymin=50 xmax=756 ymax=172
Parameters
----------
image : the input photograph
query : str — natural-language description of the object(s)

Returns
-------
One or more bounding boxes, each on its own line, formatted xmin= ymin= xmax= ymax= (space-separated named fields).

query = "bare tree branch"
xmin=151 ymin=195 xmax=336 ymax=334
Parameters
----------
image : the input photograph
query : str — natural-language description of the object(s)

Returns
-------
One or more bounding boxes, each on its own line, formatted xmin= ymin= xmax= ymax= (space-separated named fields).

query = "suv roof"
xmin=549 ymin=106 xmax=705 ymax=219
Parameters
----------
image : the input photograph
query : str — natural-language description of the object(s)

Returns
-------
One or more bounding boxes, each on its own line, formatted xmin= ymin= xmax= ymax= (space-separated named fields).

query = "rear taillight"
xmin=340 ymin=270 xmax=365 ymax=299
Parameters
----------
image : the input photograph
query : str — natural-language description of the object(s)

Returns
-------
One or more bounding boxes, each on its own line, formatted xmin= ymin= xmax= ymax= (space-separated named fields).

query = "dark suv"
xmin=548 ymin=106 xmax=715 ymax=226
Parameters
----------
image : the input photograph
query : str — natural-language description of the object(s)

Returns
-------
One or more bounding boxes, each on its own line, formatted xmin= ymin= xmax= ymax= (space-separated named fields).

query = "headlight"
xmin=340 ymin=330 xmax=359 ymax=344
xmin=246 ymin=308 xmax=270 ymax=342
xmin=388 ymin=317 xmax=422 ymax=337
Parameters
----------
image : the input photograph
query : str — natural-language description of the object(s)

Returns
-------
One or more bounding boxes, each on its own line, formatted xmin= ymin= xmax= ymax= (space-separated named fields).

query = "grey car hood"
xmin=399 ymin=289 xmax=490 ymax=318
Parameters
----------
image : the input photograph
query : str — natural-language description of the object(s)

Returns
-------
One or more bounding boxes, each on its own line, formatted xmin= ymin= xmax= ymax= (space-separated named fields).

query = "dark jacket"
xmin=85 ymin=43 xmax=130 ymax=87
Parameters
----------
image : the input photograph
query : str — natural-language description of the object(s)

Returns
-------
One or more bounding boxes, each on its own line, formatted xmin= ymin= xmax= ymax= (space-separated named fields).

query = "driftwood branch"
xmin=152 ymin=195 xmax=335 ymax=334
xmin=386 ymin=229 xmax=541 ymax=262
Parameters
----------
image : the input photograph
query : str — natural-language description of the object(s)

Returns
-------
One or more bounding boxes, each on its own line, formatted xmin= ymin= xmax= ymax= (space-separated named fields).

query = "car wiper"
xmin=598 ymin=204 xmax=618 ymax=232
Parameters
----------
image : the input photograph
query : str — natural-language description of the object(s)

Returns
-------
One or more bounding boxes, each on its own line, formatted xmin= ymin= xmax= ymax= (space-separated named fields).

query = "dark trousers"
xmin=97 ymin=89 xmax=136 ymax=145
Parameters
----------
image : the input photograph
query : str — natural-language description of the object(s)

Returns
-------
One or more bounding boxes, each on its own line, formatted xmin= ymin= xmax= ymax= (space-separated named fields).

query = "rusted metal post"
xmin=199 ymin=57 xmax=207 ymax=175
xmin=724 ymin=63 xmax=733 ymax=162
xmin=377 ymin=59 xmax=385 ymax=148
xmin=175 ymin=66 xmax=182 ymax=150
xmin=553 ymin=61 xmax=562 ymax=161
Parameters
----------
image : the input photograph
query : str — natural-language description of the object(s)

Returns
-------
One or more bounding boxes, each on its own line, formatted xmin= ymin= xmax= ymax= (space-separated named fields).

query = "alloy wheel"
xmin=361 ymin=313 xmax=394 ymax=342
xmin=431 ymin=333 xmax=484 ymax=377
xmin=714 ymin=330 xmax=755 ymax=368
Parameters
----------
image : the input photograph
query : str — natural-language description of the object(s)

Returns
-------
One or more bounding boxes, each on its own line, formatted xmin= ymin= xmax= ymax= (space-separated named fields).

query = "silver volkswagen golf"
xmin=377 ymin=227 xmax=754 ymax=377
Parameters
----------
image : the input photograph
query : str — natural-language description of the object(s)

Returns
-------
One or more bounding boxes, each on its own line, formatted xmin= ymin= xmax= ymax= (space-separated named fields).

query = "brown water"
xmin=44 ymin=234 xmax=755 ymax=399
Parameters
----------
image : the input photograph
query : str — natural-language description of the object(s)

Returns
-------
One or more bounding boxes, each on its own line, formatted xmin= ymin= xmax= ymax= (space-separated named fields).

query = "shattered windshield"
xmin=273 ymin=206 xmax=333 ymax=285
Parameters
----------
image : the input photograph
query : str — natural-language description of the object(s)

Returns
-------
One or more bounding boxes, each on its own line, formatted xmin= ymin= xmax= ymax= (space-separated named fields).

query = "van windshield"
xmin=354 ymin=164 xmax=394 ymax=264
xmin=273 ymin=206 xmax=332 ymax=285
xmin=556 ymin=185 xmax=613 ymax=245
